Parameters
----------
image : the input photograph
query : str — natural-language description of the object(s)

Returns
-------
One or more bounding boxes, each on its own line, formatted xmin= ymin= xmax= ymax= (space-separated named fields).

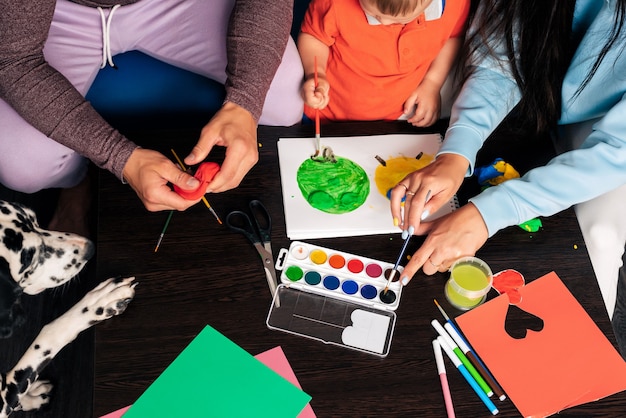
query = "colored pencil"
xmin=433 ymin=339 xmax=456 ymax=418
xmin=434 ymin=300 xmax=507 ymax=401
xmin=437 ymin=336 xmax=499 ymax=415
xmin=170 ymin=149 xmax=222 ymax=224
xmin=432 ymin=319 xmax=494 ymax=397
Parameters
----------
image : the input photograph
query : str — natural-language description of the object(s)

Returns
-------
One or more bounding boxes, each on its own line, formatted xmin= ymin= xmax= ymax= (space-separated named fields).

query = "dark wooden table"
xmin=93 ymin=121 xmax=626 ymax=417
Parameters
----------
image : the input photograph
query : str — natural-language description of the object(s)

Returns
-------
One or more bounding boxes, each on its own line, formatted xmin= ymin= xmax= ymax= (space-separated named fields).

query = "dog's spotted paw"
xmin=75 ymin=277 xmax=137 ymax=324
xmin=16 ymin=380 xmax=52 ymax=412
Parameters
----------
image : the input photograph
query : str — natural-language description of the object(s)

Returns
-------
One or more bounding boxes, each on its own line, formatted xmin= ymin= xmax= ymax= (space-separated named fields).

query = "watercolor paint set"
xmin=266 ymin=241 xmax=403 ymax=357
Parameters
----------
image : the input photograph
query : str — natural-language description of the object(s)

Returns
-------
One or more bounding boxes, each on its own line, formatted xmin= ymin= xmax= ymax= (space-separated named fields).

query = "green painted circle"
xmin=296 ymin=157 xmax=369 ymax=214
xmin=285 ymin=265 xmax=304 ymax=281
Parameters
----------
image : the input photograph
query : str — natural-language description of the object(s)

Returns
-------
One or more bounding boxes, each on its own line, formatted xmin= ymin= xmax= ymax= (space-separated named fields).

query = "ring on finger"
xmin=428 ymin=259 xmax=441 ymax=268
xmin=397 ymin=183 xmax=409 ymax=191
xmin=406 ymin=191 xmax=416 ymax=196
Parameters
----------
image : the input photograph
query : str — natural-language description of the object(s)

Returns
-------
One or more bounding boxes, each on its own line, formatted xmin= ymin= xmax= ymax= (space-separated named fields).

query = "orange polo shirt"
xmin=301 ymin=0 xmax=469 ymax=121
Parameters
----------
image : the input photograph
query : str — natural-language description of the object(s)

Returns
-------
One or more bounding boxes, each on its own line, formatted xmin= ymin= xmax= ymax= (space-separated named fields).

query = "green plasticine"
xmin=296 ymin=156 xmax=369 ymax=214
xmin=518 ymin=218 xmax=542 ymax=232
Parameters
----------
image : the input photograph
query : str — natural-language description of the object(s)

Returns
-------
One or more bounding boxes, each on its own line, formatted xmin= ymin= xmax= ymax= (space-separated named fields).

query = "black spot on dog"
xmin=11 ymin=367 xmax=37 ymax=397
xmin=82 ymin=307 xmax=88 ymax=313
xmin=19 ymin=247 xmax=35 ymax=275
xmin=0 ymin=203 xmax=11 ymax=214
xmin=34 ymin=345 xmax=40 ymax=350
xmin=95 ymin=307 xmax=104 ymax=315
xmin=42 ymin=350 xmax=51 ymax=357
xmin=13 ymin=210 xmax=37 ymax=233
xmin=3 ymin=229 xmax=24 ymax=253
xmin=5 ymin=382 xmax=19 ymax=407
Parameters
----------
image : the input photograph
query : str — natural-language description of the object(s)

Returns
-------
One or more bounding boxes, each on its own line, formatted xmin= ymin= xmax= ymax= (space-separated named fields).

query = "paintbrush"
xmin=154 ymin=209 xmax=174 ymax=252
xmin=314 ymin=56 xmax=321 ymax=156
xmin=383 ymin=228 xmax=413 ymax=294
xmin=170 ymin=149 xmax=222 ymax=224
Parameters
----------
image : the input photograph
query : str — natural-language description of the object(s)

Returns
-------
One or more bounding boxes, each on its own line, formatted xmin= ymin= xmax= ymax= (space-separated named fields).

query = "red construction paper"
xmin=456 ymin=271 xmax=626 ymax=417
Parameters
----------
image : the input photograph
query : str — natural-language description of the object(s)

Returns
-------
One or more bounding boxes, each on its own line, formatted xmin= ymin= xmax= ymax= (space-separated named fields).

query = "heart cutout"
xmin=504 ymin=304 xmax=544 ymax=339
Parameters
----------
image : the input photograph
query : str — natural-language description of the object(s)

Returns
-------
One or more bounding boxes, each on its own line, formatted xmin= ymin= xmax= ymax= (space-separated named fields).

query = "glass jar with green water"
xmin=444 ymin=256 xmax=493 ymax=310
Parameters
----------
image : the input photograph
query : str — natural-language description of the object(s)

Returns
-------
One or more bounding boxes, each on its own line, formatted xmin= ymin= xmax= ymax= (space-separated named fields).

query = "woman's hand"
xmin=390 ymin=153 xmax=469 ymax=232
xmin=400 ymin=203 xmax=490 ymax=284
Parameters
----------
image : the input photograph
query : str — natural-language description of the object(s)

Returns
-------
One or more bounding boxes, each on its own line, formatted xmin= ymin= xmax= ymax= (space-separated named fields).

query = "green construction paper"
xmin=124 ymin=325 xmax=311 ymax=418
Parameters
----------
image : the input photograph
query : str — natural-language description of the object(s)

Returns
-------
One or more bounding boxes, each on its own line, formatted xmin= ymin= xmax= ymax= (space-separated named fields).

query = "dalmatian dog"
xmin=0 ymin=200 xmax=136 ymax=417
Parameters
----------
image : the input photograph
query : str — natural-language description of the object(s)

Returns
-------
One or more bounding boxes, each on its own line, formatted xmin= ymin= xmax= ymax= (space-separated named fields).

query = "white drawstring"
xmin=97 ymin=5 xmax=121 ymax=69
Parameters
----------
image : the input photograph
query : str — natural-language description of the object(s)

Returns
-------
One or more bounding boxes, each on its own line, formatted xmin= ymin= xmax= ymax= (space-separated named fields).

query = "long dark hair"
xmin=461 ymin=0 xmax=626 ymax=133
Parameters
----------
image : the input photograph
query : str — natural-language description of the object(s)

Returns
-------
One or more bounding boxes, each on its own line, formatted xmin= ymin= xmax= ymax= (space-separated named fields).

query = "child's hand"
xmin=404 ymin=80 xmax=441 ymax=127
xmin=301 ymin=74 xmax=330 ymax=110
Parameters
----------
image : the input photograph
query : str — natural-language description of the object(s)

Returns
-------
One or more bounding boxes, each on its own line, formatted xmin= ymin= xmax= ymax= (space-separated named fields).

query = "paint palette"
xmin=266 ymin=241 xmax=403 ymax=357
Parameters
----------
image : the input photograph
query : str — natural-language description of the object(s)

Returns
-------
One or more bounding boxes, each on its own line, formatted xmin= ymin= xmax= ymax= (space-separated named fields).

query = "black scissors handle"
xmin=225 ymin=200 xmax=272 ymax=245
xmin=247 ymin=199 xmax=271 ymax=244
xmin=225 ymin=211 xmax=259 ymax=244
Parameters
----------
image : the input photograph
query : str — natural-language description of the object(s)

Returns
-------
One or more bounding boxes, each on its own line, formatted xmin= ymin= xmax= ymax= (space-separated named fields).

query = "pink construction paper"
xmin=255 ymin=346 xmax=316 ymax=418
xmin=98 ymin=346 xmax=315 ymax=418
xmin=99 ymin=406 xmax=130 ymax=418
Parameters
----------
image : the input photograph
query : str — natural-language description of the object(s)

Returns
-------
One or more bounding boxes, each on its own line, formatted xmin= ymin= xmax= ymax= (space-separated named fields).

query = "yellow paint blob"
xmin=374 ymin=155 xmax=434 ymax=198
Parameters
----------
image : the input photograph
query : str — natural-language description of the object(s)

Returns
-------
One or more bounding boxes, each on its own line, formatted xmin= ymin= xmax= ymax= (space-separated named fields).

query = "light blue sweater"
xmin=439 ymin=0 xmax=626 ymax=236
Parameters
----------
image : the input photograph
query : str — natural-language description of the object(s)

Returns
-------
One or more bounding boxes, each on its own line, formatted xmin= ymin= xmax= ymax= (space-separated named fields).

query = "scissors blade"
xmin=253 ymin=242 xmax=278 ymax=297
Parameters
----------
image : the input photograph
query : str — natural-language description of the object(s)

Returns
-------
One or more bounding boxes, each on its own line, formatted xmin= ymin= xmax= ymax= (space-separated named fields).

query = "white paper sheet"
xmin=278 ymin=134 xmax=458 ymax=239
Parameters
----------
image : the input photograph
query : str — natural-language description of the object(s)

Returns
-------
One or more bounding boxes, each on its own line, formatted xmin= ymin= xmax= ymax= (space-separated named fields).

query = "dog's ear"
xmin=0 ymin=256 xmax=25 ymax=338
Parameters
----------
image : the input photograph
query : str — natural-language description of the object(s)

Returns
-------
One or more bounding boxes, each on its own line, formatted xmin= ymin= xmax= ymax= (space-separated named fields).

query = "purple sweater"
xmin=0 ymin=0 xmax=293 ymax=181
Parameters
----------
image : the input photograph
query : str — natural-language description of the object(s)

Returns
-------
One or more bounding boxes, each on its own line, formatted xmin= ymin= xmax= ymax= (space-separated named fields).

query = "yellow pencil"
xmin=170 ymin=148 xmax=222 ymax=224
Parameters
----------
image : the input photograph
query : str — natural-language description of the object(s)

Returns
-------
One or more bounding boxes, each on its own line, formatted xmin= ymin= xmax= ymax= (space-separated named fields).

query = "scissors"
xmin=225 ymin=200 xmax=278 ymax=299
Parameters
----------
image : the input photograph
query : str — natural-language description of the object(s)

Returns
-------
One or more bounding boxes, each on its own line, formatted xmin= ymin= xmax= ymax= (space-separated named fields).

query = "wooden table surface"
xmin=94 ymin=121 xmax=626 ymax=417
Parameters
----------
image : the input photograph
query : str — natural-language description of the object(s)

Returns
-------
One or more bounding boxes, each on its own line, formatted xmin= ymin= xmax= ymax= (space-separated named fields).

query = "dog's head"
xmin=0 ymin=200 xmax=94 ymax=295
